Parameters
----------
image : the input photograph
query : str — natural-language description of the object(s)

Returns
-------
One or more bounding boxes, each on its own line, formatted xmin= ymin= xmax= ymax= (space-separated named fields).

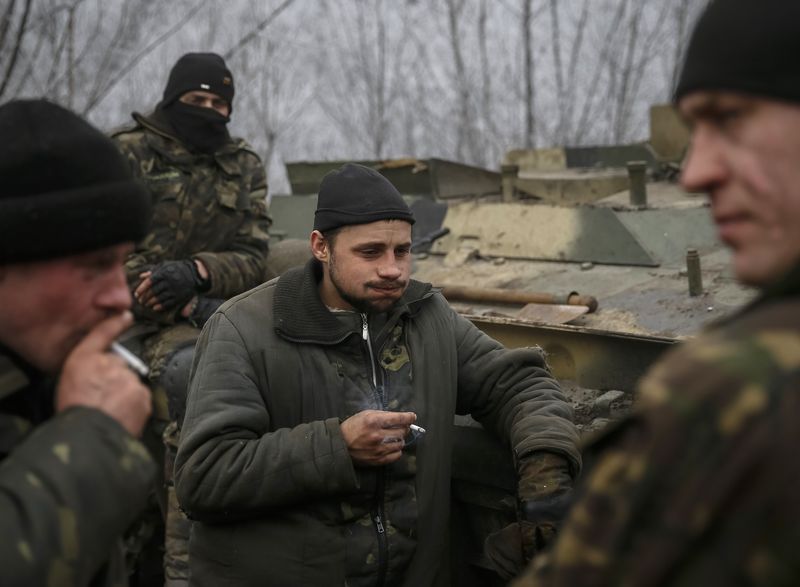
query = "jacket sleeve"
xmin=450 ymin=302 xmax=581 ymax=476
xmin=111 ymin=131 xmax=157 ymax=282
xmin=193 ymin=154 xmax=271 ymax=298
xmin=174 ymin=310 xmax=359 ymax=521
xmin=0 ymin=407 xmax=155 ymax=584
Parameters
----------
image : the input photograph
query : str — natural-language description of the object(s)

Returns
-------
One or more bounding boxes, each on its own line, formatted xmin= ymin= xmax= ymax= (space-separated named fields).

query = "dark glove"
xmin=483 ymin=523 xmax=528 ymax=582
xmin=187 ymin=297 xmax=224 ymax=328
xmin=519 ymin=492 xmax=571 ymax=559
xmin=149 ymin=259 xmax=208 ymax=312
xmin=517 ymin=453 xmax=574 ymax=560
xmin=484 ymin=493 xmax=571 ymax=580
xmin=484 ymin=453 xmax=574 ymax=580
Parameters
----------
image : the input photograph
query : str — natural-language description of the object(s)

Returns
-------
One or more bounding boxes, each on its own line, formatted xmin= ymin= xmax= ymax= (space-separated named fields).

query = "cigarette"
xmin=110 ymin=342 xmax=149 ymax=378
xmin=410 ymin=424 xmax=426 ymax=435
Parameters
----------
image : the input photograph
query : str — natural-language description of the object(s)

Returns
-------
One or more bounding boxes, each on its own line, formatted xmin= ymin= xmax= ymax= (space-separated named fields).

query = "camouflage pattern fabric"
xmin=146 ymin=326 xmax=200 ymax=587
xmin=112 ymin=110 xmax=270 ymax=309
xmin=137 ymin=323 xmax=200 ymax=585
xmin=515 ymin=267 xmax=800 ymax=587
xmin=0 ymin=351 xmax=156 ymax=587
xmin=112 ymin=110 xmax=270 ymax=584
xmin=163 ymin=421 xmax=190 ymax=587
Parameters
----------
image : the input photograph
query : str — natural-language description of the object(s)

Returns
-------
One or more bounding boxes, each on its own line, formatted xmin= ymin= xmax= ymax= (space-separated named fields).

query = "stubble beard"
xmin=328 ymin=252 xmax=404 ymax=315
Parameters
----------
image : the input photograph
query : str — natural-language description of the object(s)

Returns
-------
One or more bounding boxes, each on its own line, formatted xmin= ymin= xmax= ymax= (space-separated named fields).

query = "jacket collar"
xmin=717 ymin=261 xmax=800 ymax=328
xmin=759 ymin=261 xmax=800 ymax=301
xmin=132 ymin=110 xmax=243 ymax=167
xmin=274 ymin=259 xmax=433 ymax=345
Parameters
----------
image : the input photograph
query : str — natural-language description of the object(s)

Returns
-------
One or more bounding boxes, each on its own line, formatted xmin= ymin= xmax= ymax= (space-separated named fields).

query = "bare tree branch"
xmin=223 ymin=0 xmax=296 ymax=60
xmin=522 ymin=0 xmax=535 ymax=147
xmin=549 ymin=0 xmax=565 ymax=142
xmin=0 ymin=0 xmax=33 ymax=100
xmin=82 ymin=0 xmax=210 ymax=115
xmin=0 ymin=0 xmax=18 ymax=55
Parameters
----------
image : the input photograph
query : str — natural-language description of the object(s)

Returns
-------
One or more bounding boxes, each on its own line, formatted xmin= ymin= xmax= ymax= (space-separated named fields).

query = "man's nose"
xmin=96 ymin=267 xmax=133 ymax=312
xmin=377 ymin=255 xmax=403 ymax=279
xmin=680 ymin=127 xmax=726 ymax=194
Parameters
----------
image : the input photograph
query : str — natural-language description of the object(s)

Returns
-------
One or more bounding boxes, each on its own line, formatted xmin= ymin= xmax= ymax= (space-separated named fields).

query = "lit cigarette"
xmin=410 ymin=424 xmax=426 ymax=435
xmin=110 ymin=342 xmax=149 ymax=378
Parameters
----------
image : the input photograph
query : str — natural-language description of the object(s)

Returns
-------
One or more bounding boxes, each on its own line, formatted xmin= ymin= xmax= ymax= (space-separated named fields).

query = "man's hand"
xmin=180 ymin=295 xmax=224 ymax=328
xmin=56 ymin=312 xmax=152 ymax=437
xmin=340 ymin=410 xmax=416 ymax=466
xmin=135 ymin=259 xmax=208 ymax=312
xmin=484 ymin=453 xmax=574 ymax=579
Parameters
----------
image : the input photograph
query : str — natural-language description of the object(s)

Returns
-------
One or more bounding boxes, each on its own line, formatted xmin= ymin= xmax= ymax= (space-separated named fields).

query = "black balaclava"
xmin=158 ymin=52 xmax=234 ymax=154
xmin=162 ymin=102 xmax=230 ymax=154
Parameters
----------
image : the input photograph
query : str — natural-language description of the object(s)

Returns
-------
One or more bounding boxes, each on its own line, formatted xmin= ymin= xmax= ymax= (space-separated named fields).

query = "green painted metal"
xmin=432 ymin=202 xmax=658 ymax=266
xmin=514 ymin=169 xmax=630 ymax=204
xmin=285 ymin=158 xmax=500 ymax=198
xmin=565 ymin=143 xmax=657 ymax=170
xmin=268 ymin=194 xmax=317 ymax=240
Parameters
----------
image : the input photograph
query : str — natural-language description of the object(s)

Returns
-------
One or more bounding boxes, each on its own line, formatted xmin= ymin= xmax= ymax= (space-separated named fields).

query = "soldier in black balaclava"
xmin=111 ymin=52 xmax=270 ymax=587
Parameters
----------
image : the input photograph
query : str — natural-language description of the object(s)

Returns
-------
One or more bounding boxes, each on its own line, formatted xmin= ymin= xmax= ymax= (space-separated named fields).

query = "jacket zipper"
xmin=362 ymin=313 xmax=388 ymax=587
xmin=361 ymin=313 xmax=381 ymax=405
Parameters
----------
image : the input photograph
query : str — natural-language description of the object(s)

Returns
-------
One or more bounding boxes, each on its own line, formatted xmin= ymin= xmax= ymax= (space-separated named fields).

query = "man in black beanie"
xmin=514 ymin=1 xmax=800 ymax=585
xmin=111 ymin=52 xmax=271 ymax=585
xmin=0 ymin=99 xmax=155 ymax=586
xmin=174 ymin=162 xmax=580 ymax=586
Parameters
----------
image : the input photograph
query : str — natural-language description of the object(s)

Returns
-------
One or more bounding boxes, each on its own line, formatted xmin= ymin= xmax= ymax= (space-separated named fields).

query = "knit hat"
xmin=675 ymin=0 xmax=800 ymax=104
xmin=313 ymin=163 xmax=415 ymax=233
xmin=0 ymin=99 xmax=151 ymax=264
xmin=160 ymin=53 xmax=235 ymax=111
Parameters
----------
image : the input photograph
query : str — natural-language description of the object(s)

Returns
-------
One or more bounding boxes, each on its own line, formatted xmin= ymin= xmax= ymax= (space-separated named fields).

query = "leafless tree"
xmin=1 ymin=0 xmax=709 ymax=192
xmin=0 ymin=0 xmax=33 ymax=100
xmin=521 ymin=0 xmax=535 ymax=147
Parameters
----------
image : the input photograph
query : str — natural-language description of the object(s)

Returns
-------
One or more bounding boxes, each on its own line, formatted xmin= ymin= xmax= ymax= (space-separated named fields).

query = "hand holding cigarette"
xmin=55 ymin=312 xmax=152 ymax=437
xmin=341 ymin=409 xmax=417 ymax=466
xmin=110 ymin=341 xmax=149 ymax=377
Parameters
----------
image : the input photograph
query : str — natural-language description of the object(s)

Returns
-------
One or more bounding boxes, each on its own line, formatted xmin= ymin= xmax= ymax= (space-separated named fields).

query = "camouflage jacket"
xmin=515 ymin=263 xmax=800 ymax=587
xmin=112 ymin=111 xmax=270 ymax=302
xmin=0 ymin=349 xmax=155 ymax=586
xmin=175 ymin=260 xmax=580 ymax=587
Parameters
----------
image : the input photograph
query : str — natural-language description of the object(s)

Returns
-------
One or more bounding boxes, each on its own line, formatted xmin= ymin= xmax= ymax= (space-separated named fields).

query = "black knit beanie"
xmin=160 ymin=52 xmax=235 ymax=112
xmin=0 ymin=99 xmax=151 ymax=264
xmin=313 ymin=163 xmax=415 ymax=232
xmin=675 ymin=0 xmax=800 ymax=104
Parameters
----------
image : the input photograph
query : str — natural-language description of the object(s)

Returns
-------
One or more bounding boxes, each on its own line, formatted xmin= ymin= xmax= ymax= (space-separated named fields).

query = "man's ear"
xmin=310 ymin=230 xmax=329 ymax=263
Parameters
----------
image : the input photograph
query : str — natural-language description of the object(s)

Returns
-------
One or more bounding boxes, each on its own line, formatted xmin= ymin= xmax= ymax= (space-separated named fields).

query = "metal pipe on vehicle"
xmin=438 ymin=284 xmax=599 ymax=313
xmin=627 ymin=160 xmax=648 ymax=207
xmin=686 ymin=248 xmax=703 ymax=296
xmin=501 ymin=164 xmax=519 ymax=202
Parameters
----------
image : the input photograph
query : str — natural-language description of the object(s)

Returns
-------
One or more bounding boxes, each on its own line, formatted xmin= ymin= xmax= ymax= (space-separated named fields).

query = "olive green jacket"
xmin=112 ymin=111 xmax=271 ymax=302
xmin=175 ymin=260 xmax=580 ymax=587
xmin=0 ymin=350 xmax=155 ymax=586
xmin=516 ymin=265 xmax=800 ymax=586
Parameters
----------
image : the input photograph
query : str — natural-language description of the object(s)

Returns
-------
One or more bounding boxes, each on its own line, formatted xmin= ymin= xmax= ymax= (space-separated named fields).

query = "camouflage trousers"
xmin=129 ymin=323 xmax=199 ymax=587
xmin=164 ymin=421 xmax=191 ymax=587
